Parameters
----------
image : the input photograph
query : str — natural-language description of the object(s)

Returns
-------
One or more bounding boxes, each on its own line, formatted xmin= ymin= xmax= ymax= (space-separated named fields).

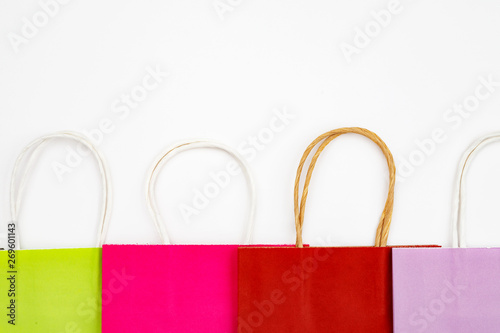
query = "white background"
xmin=1 ymin=0 xmax=500 ymax=250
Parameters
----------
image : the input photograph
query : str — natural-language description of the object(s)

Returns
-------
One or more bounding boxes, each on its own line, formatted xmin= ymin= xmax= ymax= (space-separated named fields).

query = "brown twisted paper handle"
xmin=294 ymin=127 xmax=396 ymax=248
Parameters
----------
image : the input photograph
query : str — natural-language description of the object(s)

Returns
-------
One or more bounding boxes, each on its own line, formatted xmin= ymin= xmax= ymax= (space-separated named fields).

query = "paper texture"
xmin=0 ymin=248 xmax=102 ymax=332
xmin=393 ymin=248 xmax=500 ymax=333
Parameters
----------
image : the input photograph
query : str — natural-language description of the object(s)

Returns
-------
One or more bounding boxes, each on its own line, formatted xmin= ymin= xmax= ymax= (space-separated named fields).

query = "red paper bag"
xmin=238 ymin=128 xmax=396 ymax=333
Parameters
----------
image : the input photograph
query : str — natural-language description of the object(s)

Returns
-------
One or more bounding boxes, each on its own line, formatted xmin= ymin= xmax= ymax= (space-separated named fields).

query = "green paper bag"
xmin=1 ymin=132 xmax=111 ymax=332
xmin=1 ymin=248 xmax=102 ymax=332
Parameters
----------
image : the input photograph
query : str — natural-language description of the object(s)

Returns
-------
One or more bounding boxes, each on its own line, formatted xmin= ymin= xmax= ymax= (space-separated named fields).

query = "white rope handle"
xmin=146 ymin=140 xmax=256 ymax=245
xmin=10 ymin=131 xmax=112 ymax=249
xmin=452 ymin=132 xmax=500 ymax=248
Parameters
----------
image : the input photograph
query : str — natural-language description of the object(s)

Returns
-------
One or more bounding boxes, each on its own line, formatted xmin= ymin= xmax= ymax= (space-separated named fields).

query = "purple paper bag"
xmin=393 ymin=133 xmax=500 ymax=333
xmin=393 ymin=248 xmax=500 ymax=332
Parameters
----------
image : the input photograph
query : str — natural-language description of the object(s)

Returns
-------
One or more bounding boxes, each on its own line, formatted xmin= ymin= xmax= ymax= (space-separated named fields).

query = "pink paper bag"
xmin=102 ymin=140 xmax=259 ymax=332
xmin=103 ymin=244 xmax=243 ymax=332
xmin=393 ymin=133 xmax=500 ymax=333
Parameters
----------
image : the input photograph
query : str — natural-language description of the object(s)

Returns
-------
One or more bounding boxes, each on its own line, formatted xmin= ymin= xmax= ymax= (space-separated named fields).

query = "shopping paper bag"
xmin=1 ymin=248 xmax=102 ymax=332
xmin=102 ymin=140 xmax=267 ymax=333
xmin=0 ymin=131 xmax=111 ymax=332
xmin=238 ymin=127 xmax=398 ymax=332
xmin=103 ymin=244 xmax=243 ymax=332
xmin=393 ymin=133 xmax=500 ymax=333
xmin=0 ymin=132 xmax=111 ymax=332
